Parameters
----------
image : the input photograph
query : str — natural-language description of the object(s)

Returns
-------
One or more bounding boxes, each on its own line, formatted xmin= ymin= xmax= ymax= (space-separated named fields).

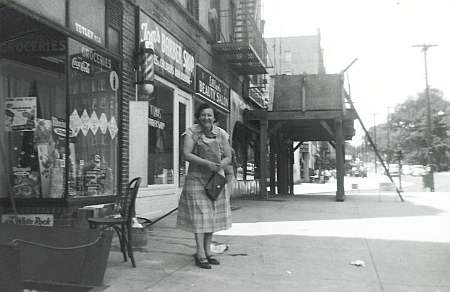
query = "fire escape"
xmin=213 ymin=0 xmax=268 ymax=108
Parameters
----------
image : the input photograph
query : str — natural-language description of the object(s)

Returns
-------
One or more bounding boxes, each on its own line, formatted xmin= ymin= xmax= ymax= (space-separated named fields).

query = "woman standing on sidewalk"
xmin=177 ymin=103 xmax=232 ymax=269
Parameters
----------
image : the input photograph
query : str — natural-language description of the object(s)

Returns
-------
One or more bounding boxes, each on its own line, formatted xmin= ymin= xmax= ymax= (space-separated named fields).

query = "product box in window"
xmin=83 ymin=155 xmax=106 ymax=196
xmin=11 ymin=167 xmax=40 ymax=198
xmin=35 ymin=119 xmax=54 ymax=197
xmin=49 ymin=116 xmax=77 ymax=197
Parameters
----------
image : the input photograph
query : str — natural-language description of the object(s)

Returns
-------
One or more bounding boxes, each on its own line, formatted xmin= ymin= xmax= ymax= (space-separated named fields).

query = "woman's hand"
xmin=219 ymin=161 xmax=229 ymax=169
xmin=207 ymin=161 xmax=221 ymax=172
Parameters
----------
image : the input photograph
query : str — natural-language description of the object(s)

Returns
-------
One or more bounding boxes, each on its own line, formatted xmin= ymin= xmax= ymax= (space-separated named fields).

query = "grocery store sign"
xmin=1 ymin=214 xmax=54 ymax=226
xmin=0 ymin=31 xmax=66 ymax=56
xmin=139 ymin=10 xmax=195 ymax=90
xmin=196 ymin=65 xmax=230 ymax=111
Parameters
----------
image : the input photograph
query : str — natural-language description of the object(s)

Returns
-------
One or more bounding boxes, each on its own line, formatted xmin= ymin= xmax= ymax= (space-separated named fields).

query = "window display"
xmin=68 ymin=38 xmax=118 ymax=197
xmin=0 ymin=5 xmax=120 ymax=202
xmin=1 ymin=33 xmax=67 ymax=198
xmin=148 ymin=81 xmax=174 ymax=185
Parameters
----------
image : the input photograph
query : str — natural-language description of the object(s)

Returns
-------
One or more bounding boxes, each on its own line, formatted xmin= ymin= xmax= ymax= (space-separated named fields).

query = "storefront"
xmin=0 ymin=0 xmax=123 ymax=226
xmin=130 ymin=9 xmax=196 ymax=219
xmin=229 ymin=90 xmax=261 ymax=196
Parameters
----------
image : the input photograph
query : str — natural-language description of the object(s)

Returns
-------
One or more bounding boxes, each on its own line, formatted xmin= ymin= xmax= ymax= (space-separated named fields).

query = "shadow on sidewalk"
xmin=230 ymin=193 xmax=444 ymax=223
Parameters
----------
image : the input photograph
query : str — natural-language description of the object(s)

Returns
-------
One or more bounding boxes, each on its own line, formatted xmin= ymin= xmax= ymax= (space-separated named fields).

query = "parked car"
xmin=410 ymin=165 xmax=427 ymax=176
xmin=401 ymin=164 xmax=412 ymax=175
xmin=351 ymin=166 xmax=367 ymax=177
xmin=384 ymin=164 xmax=400 ymax=176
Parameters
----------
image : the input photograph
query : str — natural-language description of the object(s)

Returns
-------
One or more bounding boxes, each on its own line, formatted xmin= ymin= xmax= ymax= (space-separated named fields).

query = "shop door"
xmin=177 ymin=94 xmax=191 ymax=188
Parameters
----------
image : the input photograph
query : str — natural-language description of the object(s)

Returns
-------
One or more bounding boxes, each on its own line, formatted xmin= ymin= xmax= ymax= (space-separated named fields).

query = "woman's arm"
xmin=183 ymin=134 xmax=220 ymax=172
xmin=219 ymin=133 xmax=232 ymax=169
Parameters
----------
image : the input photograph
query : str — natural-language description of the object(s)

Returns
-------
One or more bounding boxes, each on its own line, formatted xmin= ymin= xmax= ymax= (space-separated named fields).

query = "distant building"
xmin=265 ymin=33 xmax=328 ymax=183
xmin=265 ymin=33 xmax=326 ymax=76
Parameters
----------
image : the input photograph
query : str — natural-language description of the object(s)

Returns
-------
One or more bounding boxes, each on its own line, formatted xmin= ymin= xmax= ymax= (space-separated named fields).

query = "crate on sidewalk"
xmin=379 ymin=182 xmax=396 ymax=192
xmin=378 ymin=182 xmax=397 ymax=201
xmin=349 ymin=183 xmax=359 ymax=194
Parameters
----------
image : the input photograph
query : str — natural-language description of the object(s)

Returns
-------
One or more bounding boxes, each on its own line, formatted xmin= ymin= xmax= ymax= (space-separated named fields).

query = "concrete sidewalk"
xmin=100 ymin=190 xmax=450 ymax=292
xmin=293 ymin=174 xmax=412 ymax=195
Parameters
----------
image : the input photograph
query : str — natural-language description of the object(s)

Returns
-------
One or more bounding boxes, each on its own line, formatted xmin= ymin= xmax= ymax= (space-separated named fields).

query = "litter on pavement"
xmin=350 ymin=260 xmax=366 ymax=267
xmin=210 ymin=241 xmax=229 ymax=254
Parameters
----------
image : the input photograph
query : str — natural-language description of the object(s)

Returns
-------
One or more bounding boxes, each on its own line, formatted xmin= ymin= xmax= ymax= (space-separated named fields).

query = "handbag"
xmin=204 ymin=172 xmax=227 ymax=201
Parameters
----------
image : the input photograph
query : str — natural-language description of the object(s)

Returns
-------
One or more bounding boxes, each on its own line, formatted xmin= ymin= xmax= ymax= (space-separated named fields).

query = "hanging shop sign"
xmin=139 ymin=11 xmax=195 ymax=91
xmin=195 ymin=65 xmax=230 ymax=112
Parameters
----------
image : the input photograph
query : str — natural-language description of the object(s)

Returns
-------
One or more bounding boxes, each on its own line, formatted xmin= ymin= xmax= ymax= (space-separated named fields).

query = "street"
xmin=401 ymin=172 xmax=450 ymax=192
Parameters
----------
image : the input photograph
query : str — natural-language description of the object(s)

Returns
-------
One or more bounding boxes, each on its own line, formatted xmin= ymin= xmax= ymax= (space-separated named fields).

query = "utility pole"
xmin=412 ymin=43 xmax=437 ymax=191
xmin=373 ymin=113 xmax=377 ymax=174
xmin=278 ymin=38 xmax=282 ymax=74
xmin=386 ymin=107 xmax=391 ymax=163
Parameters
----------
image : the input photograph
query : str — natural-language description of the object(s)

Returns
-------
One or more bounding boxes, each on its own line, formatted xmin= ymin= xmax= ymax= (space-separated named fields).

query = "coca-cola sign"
xmin=71 ymin=56 xmax=91 ymax=75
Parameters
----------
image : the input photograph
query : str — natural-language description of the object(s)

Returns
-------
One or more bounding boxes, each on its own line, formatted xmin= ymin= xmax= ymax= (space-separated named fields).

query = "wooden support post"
xmin=243 ymin=134 xmax=248 ymax=181
xmin=281 ymin=140 xmax=288 ymax=194
xmin=259 ymin=119 xmax=268 ymax=199
xmin=269 ymin=137 xmax=276 ymax=196
xmin=289 ymin=142 xmax=294 ymax=195
xmin=303 ymin=150 xmax=310 ymax=182
xmin=335 ymin=118 xmax=345 ymax=201
xmin=284 ymin=142 xmax=289 ymax=194
xmin=276 ymin=134 xmax=282 ymax=194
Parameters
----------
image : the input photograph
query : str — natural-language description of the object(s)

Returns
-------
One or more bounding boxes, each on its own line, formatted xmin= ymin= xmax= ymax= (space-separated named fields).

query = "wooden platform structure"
xmin=244 ymin=74 xmax=357 ymax=201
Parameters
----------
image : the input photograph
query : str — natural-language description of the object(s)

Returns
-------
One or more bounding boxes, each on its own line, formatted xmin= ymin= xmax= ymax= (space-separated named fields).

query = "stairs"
xmin=234 ymin=0 xmax=257 ymax=42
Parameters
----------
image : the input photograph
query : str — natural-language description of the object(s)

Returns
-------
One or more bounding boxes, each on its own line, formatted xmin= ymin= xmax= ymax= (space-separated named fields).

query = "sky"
xmin=262 ymin=0 xmax=450 ymax=144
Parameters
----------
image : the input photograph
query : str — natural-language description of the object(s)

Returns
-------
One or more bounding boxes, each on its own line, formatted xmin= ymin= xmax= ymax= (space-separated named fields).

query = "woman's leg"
xmin=194 ymin=233 xmax=206 ymax=258
xmin=194 ymin=233 xmax=212 ymax=268
xmin=204 ymin=232 xmax=213 ymax=256
xmin=204 ymin=232 xmax=220 ymax=264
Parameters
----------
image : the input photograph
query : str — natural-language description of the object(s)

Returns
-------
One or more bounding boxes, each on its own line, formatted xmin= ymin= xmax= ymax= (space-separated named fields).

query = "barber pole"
xmin=138 ymin=40 xmax=154 ymax=96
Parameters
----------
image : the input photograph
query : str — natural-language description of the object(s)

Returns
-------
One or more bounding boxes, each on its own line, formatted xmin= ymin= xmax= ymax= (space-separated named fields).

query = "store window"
xmin=68 ymin=38 xmax=119 ymax=197
xmin=0 ymin=16 xmax=67 ymax=198
xmin=148 ymin=81 xmax=174 ymax=185
xmin=0 ymin=6 xmax=120 ymax=200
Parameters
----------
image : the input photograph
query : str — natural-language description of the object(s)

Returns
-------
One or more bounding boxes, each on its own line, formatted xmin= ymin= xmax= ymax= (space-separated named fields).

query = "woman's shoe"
xmin=206 ymin=255 xmax=220 ymax=265
xmin=194 ymin=254 xmax=211 ymax=269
